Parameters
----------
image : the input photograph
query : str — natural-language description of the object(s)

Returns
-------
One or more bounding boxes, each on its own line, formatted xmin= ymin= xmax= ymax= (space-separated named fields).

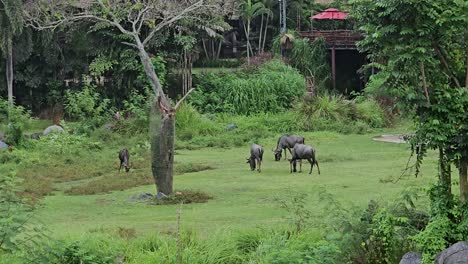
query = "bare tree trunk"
xmin=216 ymin=39 xmax=222 ymax=59
xmin=6 ymin=45 xmax=14 ymax=107
xmin=243 ymin=21 xmax=250 ymax=65
xmin=258 ymin=14 xmax=264 ymax=55
xmin=202 ymin=38 xmax=209 ymax=59
xmin=460 ymin=154 xmax=468 ymax=202
xmin=135 ymin=38 xmax=174 ymax=195
xmin=151 ymin=106 xmax=175 ymax=196
xmin=262 ymin=15 xmax=269 ymax=53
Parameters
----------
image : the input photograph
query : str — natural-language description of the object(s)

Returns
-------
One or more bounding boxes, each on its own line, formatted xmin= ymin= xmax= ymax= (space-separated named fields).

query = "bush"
xmin=176 ymin=103 xmax=222 ymax=140
xmin=0 ymin=100 xmax=32 ymax=145
xmin=115 ymin=89 xmax=153 ymax=134
xmin=28 ymin=235 xmax=125 ymax=264
xmin=190 ymin=59 xmax=306 ymax=115
xmin=316 ymin=189 xmax=426 ymax=264
xmin=0 ymin=172 xmax=44 ymax=253
xmin=64 ymin=84 xmax=111 ymax=133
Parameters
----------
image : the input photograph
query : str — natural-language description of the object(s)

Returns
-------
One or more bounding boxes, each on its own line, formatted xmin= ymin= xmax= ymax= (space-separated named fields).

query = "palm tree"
xmin=0 ymin=0 xmax=24 ymax=107
xmin=257 ymin=0 xmax=274 ymax=54
xmin=240 ymin=0 xmax=270 ymax=64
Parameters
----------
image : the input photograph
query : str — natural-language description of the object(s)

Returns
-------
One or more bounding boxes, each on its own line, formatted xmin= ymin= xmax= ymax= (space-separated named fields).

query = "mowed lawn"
xmin=34 ymin=130 xmax=438 ymax=239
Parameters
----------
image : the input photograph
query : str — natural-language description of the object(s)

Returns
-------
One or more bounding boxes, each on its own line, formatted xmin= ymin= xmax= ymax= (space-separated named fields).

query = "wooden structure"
xmin=299 ymin=8 xmax=362 ymax=90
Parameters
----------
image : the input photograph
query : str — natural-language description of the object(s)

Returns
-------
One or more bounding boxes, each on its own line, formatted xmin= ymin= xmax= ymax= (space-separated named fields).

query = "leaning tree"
xmin=25 ymin=0 xmax=229 ymax=196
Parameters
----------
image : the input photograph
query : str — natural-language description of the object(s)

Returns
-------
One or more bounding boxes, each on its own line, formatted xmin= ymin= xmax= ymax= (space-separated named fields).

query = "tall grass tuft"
xmin=190 ymin=59 xmax=306 ymax=115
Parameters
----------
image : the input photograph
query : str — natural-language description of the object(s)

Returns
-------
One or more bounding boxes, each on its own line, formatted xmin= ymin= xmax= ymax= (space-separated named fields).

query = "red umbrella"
xmin=311 ymin=8 xmax=348 ymax=20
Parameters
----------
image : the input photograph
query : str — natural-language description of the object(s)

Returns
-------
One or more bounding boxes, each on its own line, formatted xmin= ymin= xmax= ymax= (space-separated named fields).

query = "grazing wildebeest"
xmin=119 ymin=148 xmax=130 ymax=172
xmin=289 ymin=144 xmax=320 ymax=175
xmin=273 ymin=135 xmax=305 ymax=161
xmin=246 ymin=143 xmax=264 ymax=173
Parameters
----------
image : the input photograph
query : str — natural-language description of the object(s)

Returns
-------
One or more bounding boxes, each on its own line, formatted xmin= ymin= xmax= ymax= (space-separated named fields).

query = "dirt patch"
xmin=372 ymin=134 xmax=409 ymax=144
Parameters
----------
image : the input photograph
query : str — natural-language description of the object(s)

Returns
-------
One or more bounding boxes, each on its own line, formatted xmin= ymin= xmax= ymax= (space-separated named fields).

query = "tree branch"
xmin=175 ymin=88 xmax=195 ymax=110
xmin=420 ymin=61 xmax=430 ymax=104
xmin=142 ymin=0 xmax=205 ymax=46
xmin=435 ymin=46 xmax=462 ymax=88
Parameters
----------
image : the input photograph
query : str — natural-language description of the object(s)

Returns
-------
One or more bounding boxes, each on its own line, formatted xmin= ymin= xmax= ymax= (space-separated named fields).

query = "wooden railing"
xmin=299 ymin=30 xmax=363 ymax=48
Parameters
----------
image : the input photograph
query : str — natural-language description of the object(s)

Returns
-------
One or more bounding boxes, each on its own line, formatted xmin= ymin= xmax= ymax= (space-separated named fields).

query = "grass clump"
xmin=152 ymin=190 xmax=213 ymax=205
xmin=190 ymin=59 xmax=306 ymax=115
xmin=294 ymin=93 xmax=387 ymax=134
xmin=175 ymin=163 xmax=214 ymax=174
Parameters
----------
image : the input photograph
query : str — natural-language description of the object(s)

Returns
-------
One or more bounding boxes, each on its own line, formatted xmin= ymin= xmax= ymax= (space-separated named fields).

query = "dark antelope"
xmin=273 ymin=135 xmax=305 ymax=161
xmin=119 ymin=148 xmax=130 ymax=172
xmin=247 ymin=143 xmax=264 ymax=173
xmin=289 ymin=144 xmax=320 ymax=175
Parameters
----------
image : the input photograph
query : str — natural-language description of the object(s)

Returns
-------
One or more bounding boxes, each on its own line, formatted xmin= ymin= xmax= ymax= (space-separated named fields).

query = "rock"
xmin=102 ymin=123 xmax=114 ymax=131
xmin=226 ymin=124 xmax=237 ymax=131
xmin=0 ymin=140 xmax=8 ymax=149
xmin=436 ymin=241 xmax=468 ymax=264
xmin=29 ymin=132 xmax=42 ymax=140
xmin=43 ymin=125 xmax=65 ymax=136
xmin=399 ymin=252 xmax=422 ymax=264
xmin=127 ymin=193 xmax=154 ymax=203
xmin=156 ymin=192 xmax=168 ymax=200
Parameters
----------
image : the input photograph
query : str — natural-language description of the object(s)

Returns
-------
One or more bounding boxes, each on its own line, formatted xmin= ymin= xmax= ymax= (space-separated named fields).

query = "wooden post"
xmin=331 ymin=46 xmax=336 ymax=90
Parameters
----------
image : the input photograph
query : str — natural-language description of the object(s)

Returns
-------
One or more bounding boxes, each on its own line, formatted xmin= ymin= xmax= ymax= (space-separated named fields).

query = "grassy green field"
xmin=20 ymin=127 xmax=438 ymax=240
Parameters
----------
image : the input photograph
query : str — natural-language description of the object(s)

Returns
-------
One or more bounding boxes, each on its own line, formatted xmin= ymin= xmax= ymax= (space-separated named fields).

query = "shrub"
xmin=0 ymin=100 xmax=31 ymax=146
xmin=28 ymin=235 xmax=125 ymax=264
xmin=355 ymin=97 xmax=385 ymax=128
xmin=64 ymin=84 xmax=111 ymax=133
xmin=175 ymin=103 xmax=221 ymax=140
xmin=115 ymin=88 xmax=153 ymax=134
xmin=0 ymin=172 xmax=44 ymax=253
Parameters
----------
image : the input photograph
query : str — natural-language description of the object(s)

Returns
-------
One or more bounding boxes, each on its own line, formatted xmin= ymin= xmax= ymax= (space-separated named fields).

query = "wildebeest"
xmin=119 ymin=148 xmax=130 ymax=172
xmin=289 ymin=144 xmax=320 ymax=175
xmin=273 ymin=135 xmax=305 ymax=161
xmin=246 ymin=143 xmax=264 ymax=173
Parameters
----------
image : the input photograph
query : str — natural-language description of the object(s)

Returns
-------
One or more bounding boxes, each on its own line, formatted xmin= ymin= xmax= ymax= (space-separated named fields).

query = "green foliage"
xmin=274 ymin=191 xmax=313 ymax=233
xmin=137 ymin=55 xmax=167 ymax=89
xmin=175 ymin=103 xmax=222 ymax=141
xmin=64 ymin=84 xmax=111 ymax=133
xmin=413 ymin=182 xmax=468 ymax=263
xmin=29 ymin=235 xmax=124 ymax=264
xmin=0 ymin=172 xmax=42 ymax=253
xmin=290 ymin=37 xmax=330 ymax=90
xmin=252 ymin=230 xmax=341 ymax=264
xmin=317 ymin=188 xmax=426 ymax=264
xmin=89 ymin=55 xmax=116 ymax=77
xmin=0 ymin=99 xmax=31 ymax=145
xmin=116 ymin=89 xmax=153 ymax=134
xmin=294 ymin=93 xmax=387 ymax=134
xmin=190 ymin=59 xmax=306 ymax=115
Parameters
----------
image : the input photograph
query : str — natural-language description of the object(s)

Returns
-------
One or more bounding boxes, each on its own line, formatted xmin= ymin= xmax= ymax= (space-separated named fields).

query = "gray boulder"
xmin=156 ymin=192 xmax=168 ymax=200
xmin=0 ymin=140 xmax=8 ymax=149
xmin=436 ymin=241 xmax=468 ymax=264
xmin=226 ymin=124 xmax=237 ymax=131
xmin=399 ymin=252 xmax=422 ymax=264
xmin=43 ymin=125 xmax=65 ymax=136
xmin=127 ymin=193 xmax=154 ymax=203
